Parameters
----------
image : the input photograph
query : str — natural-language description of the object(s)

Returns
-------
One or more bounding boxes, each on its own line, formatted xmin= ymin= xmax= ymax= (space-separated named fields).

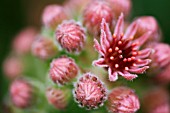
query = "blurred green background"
xmin=0 ymin=0 xmax=170 ymax=111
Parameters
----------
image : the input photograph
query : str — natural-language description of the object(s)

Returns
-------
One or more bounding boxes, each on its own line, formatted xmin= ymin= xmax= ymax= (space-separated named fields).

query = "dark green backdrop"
xmin=0 ymin=0 xmax=170 ymax=108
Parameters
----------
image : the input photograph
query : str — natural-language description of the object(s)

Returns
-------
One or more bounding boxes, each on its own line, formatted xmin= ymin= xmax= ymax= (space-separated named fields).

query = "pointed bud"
xmin=148 ymin=43 xmax=170 ymax=75
xmin=107 ymin=87 xmax=140 ymax=113
xmin=31 ymin=36 xmax=57 ymax=60
xmin=55 ymin=20 xmax=86 ymax=53
xmin=13 ymin=27 xmax=37 ymax=55
xmin=49 ymin=56 xmax=78 ymax=85
xmin=154 ymin=64 xmax=170 ymax=85
xmin=42 ymin=5 xmax=68 ymax=30
xmin=143 ymin=88 xmax=170 ymax=113
xmin=106 ymin=0 xmax=132 ymax=19
xmin=3 ymin=56 xmax=23 ymax=79
xmin=10 ymin=79 xmax=33 ymax=108
xmin=46 ymin=87 xmax=70 ymax=110
xmin=134 ymin=16 xmax=161 ymax=42
xmin=83 ymin=0 xmax=114 ymax=36
xmin=73 ymin=73 xmax=107 ymax=109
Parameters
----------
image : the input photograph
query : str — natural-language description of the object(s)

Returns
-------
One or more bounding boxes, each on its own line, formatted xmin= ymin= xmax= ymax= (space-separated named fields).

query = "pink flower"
xmin=13 ymin=27 xmax=37 ymax=55
xmin=49 ymin=56 xmax=78 ymax=85
xmin=107 ymin=87 xmax=140 ymax=113
xmin=55 ymin=20 xmax=86 ymax=53
xmin=10 ymin=79 xmax=33 ymax=108
xmin=106 ymin=0 xmax=132 ymax=19
xmin=31 ymin=36 xmax=57 ymax=60
xmin=3 ymin=56 xmax=23 ymax=79
xmin=46 ymin=87 xmax=69 ymax=110
xmin=73 ymin=73 xmax=107 ymax=109
xmin=143 ymin=88 xmax=170 ymax=113
xmin=93 ymin=14 xmax=152 ymax=81
xmin=42 ymin=5 xmax=68 ymax=29
xmin=83 ymin=0 xmax=114 ymax=36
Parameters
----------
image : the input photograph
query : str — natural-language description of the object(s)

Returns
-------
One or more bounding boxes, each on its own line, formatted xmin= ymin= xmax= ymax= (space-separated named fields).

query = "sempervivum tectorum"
xmin=83 ymin=0 xmax=114 ymax=36
xmin=93 ymin=13 xmax=152 ymax=81
xmin=46 ymin=87 xmax=70 ymax=110
xmin=107 ymin=86 xmax=140 ymax=113
xmin=49 ymin=56 xmax=78 ymax=85
xmin=42 ymin=5 xmax=68 ymax=30
xmin=73 ymin=73 xmax=107 ymax=109
xmin=10 ymin=79 xmax=33 ymax=108
xmin=55 ymin=20 xmax=86 ymax=53
xmin=31 ymin=36 xmax=57 ymax=60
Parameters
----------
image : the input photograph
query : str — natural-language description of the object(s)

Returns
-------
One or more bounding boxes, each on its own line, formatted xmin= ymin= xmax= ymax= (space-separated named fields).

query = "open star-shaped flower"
xmin=93 ymin=13 xmax=152 ymax=81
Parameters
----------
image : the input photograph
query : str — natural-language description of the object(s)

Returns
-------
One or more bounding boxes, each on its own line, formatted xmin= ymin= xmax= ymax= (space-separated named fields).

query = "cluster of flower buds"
xmin=3 ymin=0 xmax=170 ymax=113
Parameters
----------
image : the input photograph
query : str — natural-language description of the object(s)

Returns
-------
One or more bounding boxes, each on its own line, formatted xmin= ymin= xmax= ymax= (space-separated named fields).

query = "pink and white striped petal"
xmin=137 ymin=48 xmax=152 ymax=59
xmin=134 ymin=59 xmax=152 ymax=67
xmin=108 ymin=68 xmax=118 ymax=81
xmin=94 ymin=39 xmax=105 ymax=56
xmin=118 ymin=71 xmax=138 ymax=80
xmin=101 ymin=18 xmax=113 ymax=42
xmin=100 ymin=29 xmax=110 ymax=52
xmin=123 ymin=21 xmax=138 ymax=40
xmin=114 ymin=13 xmax=124 ymax=39
xmin=93 ymin=59 xmax=108 ymax=67
xmin=128 ymin=66 xmax=149 ymax=74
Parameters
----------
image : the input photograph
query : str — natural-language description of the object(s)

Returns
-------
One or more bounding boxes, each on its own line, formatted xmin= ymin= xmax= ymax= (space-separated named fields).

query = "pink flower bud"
xmin=83 ymin=0 xmax=114 ymax=36
xmin=143 ymin=88 xmax=170 ymax=113
xmin=55 ymin=20 xmax=86 ymax=53
xmin=149 ymin=43 xmax=170 ymax=71
xmin=107 ymin=87 xmax=140 ymax=113
xmin=13 ymin=27 xmax=37 ymax=55
xmin=10 ymin=79 xmax=33 ymax=108
xmin=31 ymin=36 xmax=57 ymax=60
xmin=42 ymin=5 xmax=68 ymax=30
xmin=64 ymin=0 xmax=91 ymax=17
xmin=46 ymin=87 xmax=69 ymax=110
xmin=49 ymin=56 xmax=78 ymax=85
xmin=106 ymin=0 xmax=132 ymax=19
xmin=73 ymin=73 xmax=107 ymax=109
xmin=134 ymin=16 xmax=161 ymax=42
xmin=154 ymin=64 xmax=170 ymax=85
xmin=3 ymin=57 xmax=23 ymax=79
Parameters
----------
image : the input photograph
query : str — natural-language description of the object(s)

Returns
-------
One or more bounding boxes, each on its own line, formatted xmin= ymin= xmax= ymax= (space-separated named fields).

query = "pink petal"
xmin=100 ymin=29 xmax=110 ymax=52
xmin=101 ymin=18 xmax=113 ymax=42
xmin=118 ymin=71 xmax=138 ymax=80
xmin=134 ymin=31 xmax=152 ymax=48
xmin=92 ymin=58 xmax=108 ymax=67
xmin=114 ymin=13 xmax=124 ymax=39
xmin=123 ymin=21 xmax=138 ymax=39
xmin=137 ymin=48 xmax=153 ymax=59
xmin=128 ymin=66 xmax=149 ymax=74
xmin=108 ymin=68 xmax=118 ymax=81
xmin=94 ymin=39 xmax=104 ymax=56
xmin=135 ymin=59 xmax=152 ymax=67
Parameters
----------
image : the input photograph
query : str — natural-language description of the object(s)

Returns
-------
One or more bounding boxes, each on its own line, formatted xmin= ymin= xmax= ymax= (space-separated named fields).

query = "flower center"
xmin=105 ymin=35 xmax=139 ymax=71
